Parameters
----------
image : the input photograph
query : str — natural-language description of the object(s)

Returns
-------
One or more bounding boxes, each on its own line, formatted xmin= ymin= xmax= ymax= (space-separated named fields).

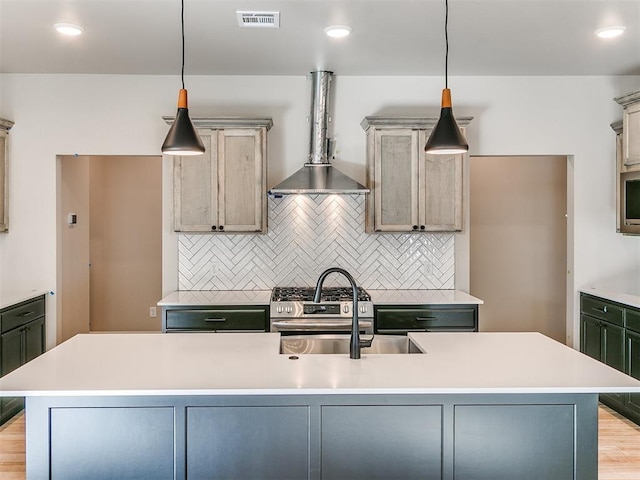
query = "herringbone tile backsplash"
xmin=178 ymin=195 xmax=454 ymax=290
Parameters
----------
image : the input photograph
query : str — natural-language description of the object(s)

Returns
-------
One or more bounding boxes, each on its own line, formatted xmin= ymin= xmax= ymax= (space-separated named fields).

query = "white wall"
xmin=0 ymin=73 xmax=639 ymax=349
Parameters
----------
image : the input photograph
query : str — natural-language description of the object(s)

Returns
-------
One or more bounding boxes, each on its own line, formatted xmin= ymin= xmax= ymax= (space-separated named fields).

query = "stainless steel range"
xmin=270 ymin=286 xmax=374 ymax=335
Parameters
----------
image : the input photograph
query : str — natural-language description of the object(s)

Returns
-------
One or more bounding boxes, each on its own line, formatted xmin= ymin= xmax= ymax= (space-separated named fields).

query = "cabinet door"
xmin=626 ymin=330 xmax=640 ymax=416
xmin=372 ymin=129 xmax=419 ymax=232
xmin=0 ymin=327 xmax=23 ymax=376
xmin=601 ymin=321 xmax=626 ymax=407
xmin=25 ymin=317 xmax=45 ymax=362
xmin=217 ymin=129 xmax=264 ymax=232
xmin=173 ymin=130 xmax=217 ymax=232
xmin=0 ymin=131 xmax=7 ymax=232
xmin=580 ymin=314 xmax=601 ymax=360
xmin=0 ymin=327 xmax=24 ymax=423
xmin=623 ymin=101 xmax=640 ymax=170
xmin=602 ymin=322 xmax=625 ymax=372
xmin=420 ymin=129 xmax=463 ymax=231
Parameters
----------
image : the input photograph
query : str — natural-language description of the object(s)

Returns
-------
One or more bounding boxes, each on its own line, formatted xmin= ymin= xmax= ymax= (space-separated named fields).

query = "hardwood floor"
xmin=599 ymin=404 xmax=640 ymax=479
xmin=0 ymin=412 xmax=25 ymax=480
xmin=0 ymin=405 xmax=638 ymax=479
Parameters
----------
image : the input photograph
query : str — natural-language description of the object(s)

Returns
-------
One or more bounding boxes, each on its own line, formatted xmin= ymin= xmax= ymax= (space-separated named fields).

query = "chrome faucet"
xmin=313 ymin=267 xmax=373 ymax=359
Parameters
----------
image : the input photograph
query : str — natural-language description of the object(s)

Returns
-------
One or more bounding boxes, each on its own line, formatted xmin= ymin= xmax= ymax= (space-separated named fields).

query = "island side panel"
xmin=26 ymin=393 xmax=598 ymax=480
xmin=454 ymin=404 xmax=576 ymax=479
xmin=186 ymin=406 xmax=310 ymax=479
xmin=320 ymin=404 xmax=443 ymax=479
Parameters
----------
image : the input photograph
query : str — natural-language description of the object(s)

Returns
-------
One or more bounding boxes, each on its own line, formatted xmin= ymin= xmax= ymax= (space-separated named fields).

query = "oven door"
xmin=270 ymin=317 xmax=373 ymax=335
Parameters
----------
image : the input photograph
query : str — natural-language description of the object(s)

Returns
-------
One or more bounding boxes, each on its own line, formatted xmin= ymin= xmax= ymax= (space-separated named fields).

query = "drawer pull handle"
xmin=18 ymin=311 xmax=35 ymax=318
xmin=204 ymin=318 xmax=227 ymax=322
xmin=416 ymin=316 xmax=437 ymax=321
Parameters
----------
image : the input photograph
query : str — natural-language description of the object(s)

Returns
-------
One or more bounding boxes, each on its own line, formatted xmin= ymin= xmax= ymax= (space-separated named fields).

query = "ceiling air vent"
xmin=237 ymin=11 xmax=280 ymax=28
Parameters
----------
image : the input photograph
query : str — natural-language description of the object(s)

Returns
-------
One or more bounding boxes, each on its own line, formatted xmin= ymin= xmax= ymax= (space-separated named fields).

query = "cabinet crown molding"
xmin=360 ymin=116 xmax=473 ymax=131
xmin=614 ymin=90 xmax=640 ymax=108
xmin=0 ymin=118 xmax=14 ymax=132
xmin=611 ymin=120 xmax=623 ymax=134
xmin=163 ymin=116 xmax=273 ymax=131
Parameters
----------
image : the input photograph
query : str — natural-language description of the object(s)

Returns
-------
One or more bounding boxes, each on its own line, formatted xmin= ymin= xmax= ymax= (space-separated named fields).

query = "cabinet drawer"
xmin=1 ymin=296 xmax=45 ymax=334
xmin=627 ymin=309 xmax=640 ymax=334
xmin=376 ymin=306 xmax=476 ymax=333
xmin=580 ymin=296 xmax=623 ymax=326
xmin=165 ymin=307 xmax=267 ymax=332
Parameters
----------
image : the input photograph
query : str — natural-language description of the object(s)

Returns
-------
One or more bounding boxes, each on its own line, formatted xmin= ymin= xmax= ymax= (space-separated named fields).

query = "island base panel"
xmin=26 ymin=393 xmax=597 ymax=480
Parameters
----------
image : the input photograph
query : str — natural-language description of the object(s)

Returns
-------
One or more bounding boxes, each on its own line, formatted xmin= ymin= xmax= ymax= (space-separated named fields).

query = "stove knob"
xmin=343 ymin=305 xmax=350 ymax=314
xmin=359 ymin=305 xmax=367 ymax=314
xmin=276 ymin=305 xmax=283 ymax=314
xmin=286 ymin=305 xmax=293 ymax=313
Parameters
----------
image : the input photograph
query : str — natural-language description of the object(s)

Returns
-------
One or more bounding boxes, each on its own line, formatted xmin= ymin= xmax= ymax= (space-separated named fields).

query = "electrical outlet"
xmin=149 ymin=307 xmax=157 ymax=318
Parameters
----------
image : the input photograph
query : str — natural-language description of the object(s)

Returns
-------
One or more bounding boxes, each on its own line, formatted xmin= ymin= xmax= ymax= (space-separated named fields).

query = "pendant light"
xmin=161 ymin=0 xmax=205 ymax=156
xmin=424 ymin=0 xmax=468 ymax=155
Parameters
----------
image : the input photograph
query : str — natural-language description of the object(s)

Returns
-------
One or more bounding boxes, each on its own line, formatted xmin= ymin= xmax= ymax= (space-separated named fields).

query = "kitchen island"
xmin=1 ymin=332 xmax=639 ymax=480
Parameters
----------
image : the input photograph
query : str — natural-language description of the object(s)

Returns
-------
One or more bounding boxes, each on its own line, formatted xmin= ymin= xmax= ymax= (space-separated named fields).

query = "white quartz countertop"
xmin=580 ymin=286 xmax=640 ymax=309
xmin=0 ymin=290 xmax=49 ymax=311
xmin=368 ymin=289 xmax=483 ymax=305
xmin=158 ymin=290 xmax=272 ymax=306
xmin=0 ymin=332 xmax=638 ymax=397
xmin=158 ymin=289 xmax=483 ymax=306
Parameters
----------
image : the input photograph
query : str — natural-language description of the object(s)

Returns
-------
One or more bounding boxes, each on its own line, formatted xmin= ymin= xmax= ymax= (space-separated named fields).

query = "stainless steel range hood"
xmin=269 ymin=71 xmax=369 ymax=195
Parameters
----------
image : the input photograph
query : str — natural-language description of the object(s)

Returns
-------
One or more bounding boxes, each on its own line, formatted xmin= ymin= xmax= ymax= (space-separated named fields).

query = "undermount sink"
xmin=280 ymin=335 xmax=421 ymax=355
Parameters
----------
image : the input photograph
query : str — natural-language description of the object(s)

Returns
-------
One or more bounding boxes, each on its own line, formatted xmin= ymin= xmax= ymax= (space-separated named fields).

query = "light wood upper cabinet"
xmin=615 ymin=91 xmax=640 ymax=172
xmin=0 ymin=119 xmax=14 ymax=233
xmin=372 ymin=128 xmax=419 ymax=232
xmin=168 ymin=118 xmax=272 ymax=234
xmin=362 ymin=116 xmax=471 ymax=233
xmin=611 ymin=120 xmax=624 ymax=233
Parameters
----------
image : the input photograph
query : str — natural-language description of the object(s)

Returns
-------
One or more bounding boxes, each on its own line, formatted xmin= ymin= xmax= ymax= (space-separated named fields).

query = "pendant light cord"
xmin=444 ymin=0 xmax=449 ymax=89
xmin=181 ymin=0 xmax=185 ymax=90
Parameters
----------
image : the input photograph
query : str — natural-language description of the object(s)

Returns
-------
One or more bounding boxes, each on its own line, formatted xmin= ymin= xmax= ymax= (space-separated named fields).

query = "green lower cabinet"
xmin=163 ymin=306 xmax=268 ymax=332
xmin=580 ymin=313 xmax=625 ymax=409
xmin=0 ymin=305 xmax=46 ymax=425
xmin=580 ymin=293 xmax=640 ymax=426
xmin=626 ymin=330 xmax=640 ymax=418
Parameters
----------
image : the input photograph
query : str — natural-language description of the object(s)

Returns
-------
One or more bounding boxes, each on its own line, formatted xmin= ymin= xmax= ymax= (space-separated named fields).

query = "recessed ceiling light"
xmin=595 ymin=26 xmax=626 ymax=39
xmin=54 ymin=23 xmax=84 ymax=36
xmin=324 ymin=25 xmax=352 ymax=38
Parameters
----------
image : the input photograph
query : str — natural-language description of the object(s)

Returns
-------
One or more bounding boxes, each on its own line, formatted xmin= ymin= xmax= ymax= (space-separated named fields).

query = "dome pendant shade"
xmin=425 ymin=89 xmax=468 ymax=155
xmin=162 ymin=89 xmax=205 ymax=156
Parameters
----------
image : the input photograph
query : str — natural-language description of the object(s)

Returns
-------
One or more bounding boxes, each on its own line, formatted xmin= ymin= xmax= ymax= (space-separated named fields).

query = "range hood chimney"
xmin=268 ymin=71 xmax=370 ymax=195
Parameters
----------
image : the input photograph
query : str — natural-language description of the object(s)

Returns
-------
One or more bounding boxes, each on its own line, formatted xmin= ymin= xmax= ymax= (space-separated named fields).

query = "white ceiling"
xmin=0 ymin=0 xmax=639 ymax=76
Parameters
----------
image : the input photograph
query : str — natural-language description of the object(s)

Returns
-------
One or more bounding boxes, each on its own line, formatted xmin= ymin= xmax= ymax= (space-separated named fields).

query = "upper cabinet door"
xmin=217 ymin=129 xmax=264 ymax=233
xmin=0 ymin=133 xmax=7 ymax=233
xmin=370 ymin=129 xmax=419 ymax=232
xmin=173 ymin=130 xmax=217 ymax=232
xmin=615 ymin=91 xmax=640 ymax=172
xmin=420 ymin=129 xmax=463 ymax=231
xmin=624 ymin=100 xmax=640 ymax=170
xmin=0 ymin=119 xmax=13 ymax=233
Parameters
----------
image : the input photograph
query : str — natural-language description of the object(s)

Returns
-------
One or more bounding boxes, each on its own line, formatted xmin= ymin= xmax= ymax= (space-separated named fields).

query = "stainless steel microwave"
xmin=620 ymin=170 xmax=640 ymax=234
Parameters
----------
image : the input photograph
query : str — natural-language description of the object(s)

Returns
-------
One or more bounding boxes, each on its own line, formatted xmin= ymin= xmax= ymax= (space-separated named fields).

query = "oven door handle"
xmin=271 ymin=320 xmax=372 ymax=330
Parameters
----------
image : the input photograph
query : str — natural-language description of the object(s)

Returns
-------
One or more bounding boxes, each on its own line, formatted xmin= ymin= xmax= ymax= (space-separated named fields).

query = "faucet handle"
xmin=359 ymin=336 xmax=374 ymax=348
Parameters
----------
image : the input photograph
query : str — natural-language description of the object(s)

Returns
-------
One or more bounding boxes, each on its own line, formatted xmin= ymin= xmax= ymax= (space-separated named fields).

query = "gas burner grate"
xmin=271 ymin=286 xmax=371 ymax=302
